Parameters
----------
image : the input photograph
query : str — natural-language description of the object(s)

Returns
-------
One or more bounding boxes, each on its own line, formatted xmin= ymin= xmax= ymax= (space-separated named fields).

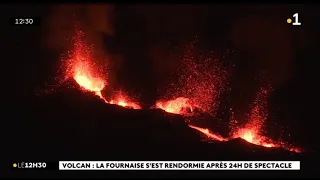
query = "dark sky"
xmin=2 ymin=4 xmax=320 ymax=150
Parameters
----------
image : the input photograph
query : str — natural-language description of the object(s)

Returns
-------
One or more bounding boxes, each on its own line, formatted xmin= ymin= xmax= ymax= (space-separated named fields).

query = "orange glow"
xmin=63 ymin=29 xmax=141 ymax=109
xmin=188 ymin=124 xmax=228 ymax=142
xmin=155 ymin=97 xmax=196 ymax=115
xmin=73 ymin=61 xmax=106 ymax=98
xmin=233 ymin=127 xmax=276 ymax=148
xmin=109 ymin=92 xmax=141 ymax=109
xmin=229 ymin=88 xmax=302 ymax=153
xmin=232 ymin=127 xmax=301 ymax=152
xmin=64 ymin=30 xmax=107 ymax=103
xmin=59 ymin=31 xmax=301 ymax=153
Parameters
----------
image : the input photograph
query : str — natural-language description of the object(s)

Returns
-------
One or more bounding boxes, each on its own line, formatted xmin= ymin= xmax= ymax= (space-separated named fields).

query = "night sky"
xmin=2 ymin=4 xmax=320 ymax=152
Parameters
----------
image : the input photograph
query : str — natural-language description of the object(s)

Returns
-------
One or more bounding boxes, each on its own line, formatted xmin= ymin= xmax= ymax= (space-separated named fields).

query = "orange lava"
xmin=73 ymin=61 xmax=106 ymax=99
xmin=109 ymin=92 xmax=141 ymax=109
xmin=61 ymin=32 xmax=301 ymax=153
xmin=65 ymin=30 xmax=107 ymax=102
xmin=232 ymin=127 xmax=301 ymax=153
xmin=233 ymin=127 xmax=276 ymax=148
xmin=63 ymin=30 xmax=141 ymax=109
xmin=228 ymin=88 xmax=302 ymax=153
xmin=155 ymin=97 xmax=197 ymax=115
xmin=188 ymin=124 xmax=228 ymax=142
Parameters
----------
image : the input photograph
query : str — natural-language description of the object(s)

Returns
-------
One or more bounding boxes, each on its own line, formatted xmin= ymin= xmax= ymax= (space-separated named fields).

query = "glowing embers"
xmin=109 ymin=91 xmax=141 ymax=110
xmin=232 ymin=127 xmax=301 ymax=153
xmin=232 ymin=127 xmax=276 ymax=148
xmin=190 ymin=124 xmax=301 ymax=153
xmin=188 ymin=124 xmax=228 ymax=142
xmin=155 ymin=97 xmax=198 ymax=116
xmin=59 ymin=31 xmax=301 ymax=153
xmin=154 ymin=43 xmax=228 ymax=117
xmin=73 ymin=61 xmax=106 ymax=99
xmin=62 ymin=29 xmax=141 ymax=109
xmin=64 ymin=30 xmax=107 ymax=101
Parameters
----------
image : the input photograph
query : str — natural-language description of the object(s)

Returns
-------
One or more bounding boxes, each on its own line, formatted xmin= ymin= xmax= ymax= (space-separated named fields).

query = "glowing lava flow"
xmin=155 ymin=42 xmax=228 ymax=117
xmin=231 ymin=127 xmax=301 ymax=153
xmin=161 ymin=87 xmax=302 ymax=153
xmin=188 ymin=125 xmax=228 ymax=142
xmin=233 ymin=127 xmax=275 ymax=148
xmin=231 ymin=99 xmax=277 ymax=148
xmin=73 ymin=60 xmax=106 ymax=100
xmin=109 ymin=92 xmax=141 ymax=110
xmin=65 ymin=30 xmax=108 ymax=102
xmin=228 ymin=88 xmax=302 ymax=153
xmin=63 ymin=30 xmax=141 ymax=109
xmin=155 ymin=97 xmax=197 ymax=115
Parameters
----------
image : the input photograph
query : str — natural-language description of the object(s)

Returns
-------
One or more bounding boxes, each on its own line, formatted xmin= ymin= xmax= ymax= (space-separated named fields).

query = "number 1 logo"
xmin=292 ymin=13 xmax=302 ymax=26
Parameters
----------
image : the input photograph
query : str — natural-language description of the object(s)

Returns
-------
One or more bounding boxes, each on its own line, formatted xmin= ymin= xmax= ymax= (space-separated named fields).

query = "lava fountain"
xmin=62 ymin=29 xmax=141 ymax=109
xmin=230 ymin=88 xmax=302 ymax=153
xmin=64 ymin=29 xmax=108 ymax=102
xmin=155 ymin=42 xmax=228 ymax=117
xmin=109 ymin=91 xmax=141 ymax=110
xmin=155 ymin=97 xmax=197 ymax=116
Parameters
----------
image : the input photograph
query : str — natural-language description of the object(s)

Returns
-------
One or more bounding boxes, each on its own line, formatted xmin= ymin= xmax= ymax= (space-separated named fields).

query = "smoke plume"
xmin=45 ymin=4 xmax=115 ymax=65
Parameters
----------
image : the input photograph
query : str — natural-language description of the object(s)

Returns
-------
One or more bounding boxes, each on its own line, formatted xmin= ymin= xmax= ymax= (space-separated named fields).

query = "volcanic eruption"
xmin=229 ymin=87 xmax=302 ymax=153
xmin=154 ymin=42 xmax=228 ymax=117
xmin=189 ymin=87 xmax=301 ymax=153
xmin=150 ymin=42 xmax=301 ymax=153
xmin=48 ymin=19 xmax=301 ymax=154
xmin=61 ymin=28 xmax=141 ymax=109
xmin=64 ymin=30 xmax=107 ymax=100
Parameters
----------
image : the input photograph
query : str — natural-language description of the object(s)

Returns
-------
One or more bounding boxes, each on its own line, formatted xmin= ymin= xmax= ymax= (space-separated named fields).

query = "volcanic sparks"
xmin=65 ymin=30 xmax=107 ymax=101
xmin=58 ymin=31 xmax=301 ymax=153
xmin=109 ymin=91 xmax=141 ymax=109
xmin=189 ymin=124 xmax=228 ymax=142
xmin=233 ymin=127 xmax=275 ymax=148
xmin=231 ymin=88 xmax=272 ymax=148
xmin=155 ymin=42 xmax=228 ymax=116
xmin=62 ymin=29 xmax=142 ymax=109
xmin=229 ymin=88 xmax=302 ymax=153
xmin=155 ymin=97 xmax=197 ymax=115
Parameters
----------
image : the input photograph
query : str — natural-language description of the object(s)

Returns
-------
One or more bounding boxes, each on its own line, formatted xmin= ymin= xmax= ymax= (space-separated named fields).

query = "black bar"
xmin=11 ymin=161 xmax=58 ymax=170
xmin=9 ymin=17 xmax=41 ymax=26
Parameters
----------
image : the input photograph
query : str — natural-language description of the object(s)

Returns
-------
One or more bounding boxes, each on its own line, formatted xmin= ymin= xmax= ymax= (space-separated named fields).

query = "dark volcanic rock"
xmin=5 ymin=86 xmax=318 ymax=178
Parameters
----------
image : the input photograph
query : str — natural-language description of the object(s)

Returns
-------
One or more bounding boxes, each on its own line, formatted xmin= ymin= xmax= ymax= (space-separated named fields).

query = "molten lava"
xmin=109 ymin=92 xmax=141 ymax=110
xmin=189 ymin=124 xmax=228 ymax=142
xmin=232 ymin=127 xmax=301 ymax=153
xmin=155 ymin=97 xmax=196 ymax=115
xmin=59 ymin=33 xmax=301 ymax=153
xmin=155 ymin=42 xmax=228 ymax=117
xmin=65 ymin=30 xmax=107 ymax=102
xmin=233 ymin=127 xmax=276 ymax=148
xmin=73 ymin=60 xmax=106 ymax=99
xmin=231 ymin=94 xmax=275 ymax=148
xmin=62 ymin=29 xmax=141 ymax=109
xmin=229 ymin=88 xmax=302 ymax=153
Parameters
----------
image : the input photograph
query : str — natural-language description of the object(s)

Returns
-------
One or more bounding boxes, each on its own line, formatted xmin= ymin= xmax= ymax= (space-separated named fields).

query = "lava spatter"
xmin=186 ymin=86 xmax=301 ymax=153
xmin=231 ymin=87 xmax=271 ymax=147
xmin=109 ymin=91 xmax=141 ymax=110
xmin=155 ymin=42 xmax=228 ymax=117
xmin=61 ymin=29 xmax=142 ymax=109
xmin=64 ymin=29 xmax=108 ymax=102
xmin=230 ymin=87 xmax=301 ymax=153
xmin=155 ymin=97 xmax=197 ymax=116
